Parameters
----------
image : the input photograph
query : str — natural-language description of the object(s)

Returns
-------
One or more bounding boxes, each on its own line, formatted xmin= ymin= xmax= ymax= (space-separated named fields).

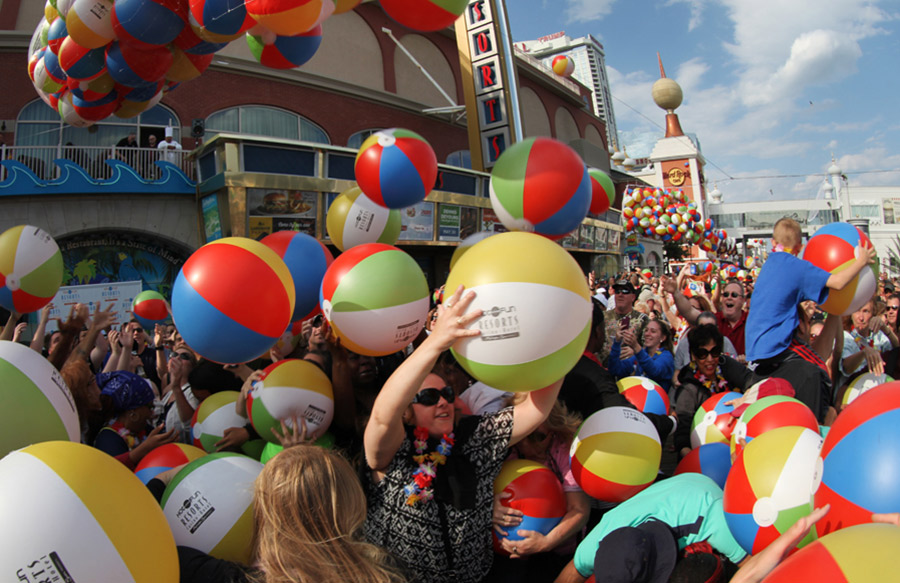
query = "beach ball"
xmin=166 ymin=47 xmax=213 ymax=82
xmin=258 ymin=431 xmax=334 ymax=463
xmin=174 ymin=21 xmax=230 ymax=54
xmin=354 ymin=128 xmax=438 ymax=209
xmin=0 ymin=341 xmax=79 ymax=458
xmin=261 ymin=231 xmax=333 ymax=322
xmin=380 ymin=0 xmax=467 ymax=31
xmin=445 ymin=232 xmax=590 ymax=392
xmin=43 ymin=49 xmax=68 ymax=85
xmin=586 ymin=168 xmax=614 ymax=215
xmin=690 ymin=391 xmax=742 ymax=448
xmin=673 ymin=442 xmax=732 ymax=489
xmin=815 ymin=382 xmax=900 ymax=537
xmin=449 ymin=231 xmax=496 ymax=271
xmin=616 ymin=376 xmax=669 ymax=416
xmin=132 ymin=289 xmax=170 ymax=328
xmin=841 ymin=372 xmax=891 ymax=408
xmin=493 ymin=459 xmax=567 ymax=553
xmin=70 ymin=70 xmax=115 ymax=100
xmin=112 ymin=0 xmax=187 ymax=49
xmin=0 ymin=225 xmax=63 ymax=314
xmin=191 ymin=391 xmax=265 ymax=458
xmin=71 ymin=89 xmax=118 ymax=121
xmin=551 ymin=54 xmax=574 ymax=77
xmin=47 ymin=17 xmax=68 ymax=54
xmin=489 ymin=137 xmax=591 ymax=240
xmin=326 ymin=187 xmax=401 ymax=252
xmin=723 ymin=426 xmax=824 ymax=555
xmin=58 ymin=36 xmax=106 ymax=81
xmin=730 ymin=395 xmax=818 ymax=457
xmin=570 ymin=406 xmax=661 ymax=502
xmin=801 ymin=222 xmax=877 ymax=316
xmin=247 ymin=24 xmax=322 ymax=69
xmin=134 ymin=442 xmax=206 ymax=484
xmin=34 ymin=58 xmax=64 ymax=94
xmin=171 ymin=237 xmax=295 ymax=364
xmin=247 ymin=359 xmax=334 ymax=444
xmin=763 ymin=523 xmax=900 ymax=582
xmin=105 ymin=41 xmax=173 ymax=88
xmin=189 ymin=0 xmax=257 ymax=43
xmin=0 ymin=441 xmax=178 ymax=582
xmin=66 ymin=0 xmax=116 ymax=49
xmin=320 ymin=243 xmax=429 ymax=356
xmin=244 ymin=0 xmax=333 ymax=37
xmin=161 ymin=452 xmax=263 ymax=563
xmin=333 ymin=0 xmax=362 ymax=13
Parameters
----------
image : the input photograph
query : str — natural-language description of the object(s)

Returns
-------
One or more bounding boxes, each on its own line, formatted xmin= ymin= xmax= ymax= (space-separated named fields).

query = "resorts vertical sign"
xmin=456 ymin=0 xmax=520 ymax=171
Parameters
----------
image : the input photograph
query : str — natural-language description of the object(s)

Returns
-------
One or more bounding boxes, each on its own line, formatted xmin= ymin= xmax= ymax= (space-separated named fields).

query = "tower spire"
xmin=658 ymin=53 xmax=666 ymax=78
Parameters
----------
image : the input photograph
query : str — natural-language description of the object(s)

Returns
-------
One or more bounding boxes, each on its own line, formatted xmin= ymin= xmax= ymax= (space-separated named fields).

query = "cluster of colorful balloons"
xmin=29 ymin=0 xmax=367 ymax=127
xmin=622 ymin=186 xmax=730 ymax=253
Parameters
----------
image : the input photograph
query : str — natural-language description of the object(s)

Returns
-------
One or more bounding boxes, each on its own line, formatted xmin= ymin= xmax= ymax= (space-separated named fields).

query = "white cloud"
xmin=563 ymin=0 xmax=619 ymax=23
xmin=665 ymin=0 xmax=707 ymax=31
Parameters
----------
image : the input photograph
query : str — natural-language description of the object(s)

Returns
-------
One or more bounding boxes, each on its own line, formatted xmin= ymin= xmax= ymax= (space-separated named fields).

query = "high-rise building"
xmin=516 ymin=32 xmax=620 ymax=150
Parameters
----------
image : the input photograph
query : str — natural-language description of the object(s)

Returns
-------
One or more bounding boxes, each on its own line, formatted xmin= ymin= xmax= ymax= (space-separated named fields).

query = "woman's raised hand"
xmin=428 ymin=285 xmax=482 ymax=351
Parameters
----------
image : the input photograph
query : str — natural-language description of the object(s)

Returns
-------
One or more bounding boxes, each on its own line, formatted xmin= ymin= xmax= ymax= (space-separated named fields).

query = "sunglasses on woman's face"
xmin=721 ymin=292 xmax=743 ymax=299
xmin=412 ymin=386 xmax=456 ymax=406
xmin=694 ymin=347 xmax=722 ymax=360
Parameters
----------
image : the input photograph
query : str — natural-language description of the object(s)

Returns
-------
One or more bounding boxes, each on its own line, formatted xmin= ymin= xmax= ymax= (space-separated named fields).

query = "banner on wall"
xmin=480 ymin=208 xmax=509 ymax=233
xmin=438 ymin=204 xmax=479 ymax=241
xmin=39 ymin=281 xmax=144 ymax=334
xmin=247 ymin=188 xmax=318 ymax=239
xmin=202 ymin=194 xmax=223 ymax=242
xmin=399 ymin=202 xmax=435 ymax=241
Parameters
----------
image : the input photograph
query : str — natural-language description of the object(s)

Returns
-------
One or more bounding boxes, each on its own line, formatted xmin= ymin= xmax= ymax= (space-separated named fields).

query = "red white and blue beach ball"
xmin=354 ymin=128 xmax=437 ymax=209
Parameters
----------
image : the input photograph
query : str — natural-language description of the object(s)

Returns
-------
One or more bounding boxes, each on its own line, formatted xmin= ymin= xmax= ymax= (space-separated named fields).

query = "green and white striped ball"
xmin=248 ymin=358 xmax=334 ymax=444
xmin=326 ymin=187 xmax=401 ymax=252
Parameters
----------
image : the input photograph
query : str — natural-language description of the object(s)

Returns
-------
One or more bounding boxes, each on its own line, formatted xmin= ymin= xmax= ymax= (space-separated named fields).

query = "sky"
xmin=506 ymin=0 xmax=900 ymax=203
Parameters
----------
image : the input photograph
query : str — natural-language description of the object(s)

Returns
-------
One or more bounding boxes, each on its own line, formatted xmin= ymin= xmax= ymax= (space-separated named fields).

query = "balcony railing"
xmin=0 ymin=144 xmax=194 ymax=182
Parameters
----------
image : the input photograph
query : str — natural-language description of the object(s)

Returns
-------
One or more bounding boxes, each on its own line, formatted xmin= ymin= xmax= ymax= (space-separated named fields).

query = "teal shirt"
xmin=573 ymin=474 xmax=747 ymax=577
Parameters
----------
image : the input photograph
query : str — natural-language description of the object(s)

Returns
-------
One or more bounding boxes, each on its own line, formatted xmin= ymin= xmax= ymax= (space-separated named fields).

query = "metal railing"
xmin=0 ymin=144 xmax=195 ymax=182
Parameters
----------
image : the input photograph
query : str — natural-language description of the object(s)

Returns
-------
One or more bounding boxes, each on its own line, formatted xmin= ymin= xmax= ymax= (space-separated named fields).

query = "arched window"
xmin=445 ymin=150 xmax=471 ymax=169
xmin=205 ymin=105 xmax=329 ymax=144
xmin=347 ymin=129 xmax=383 ymax=150
xmin=15 ymin=99 xmax=180 ymax=148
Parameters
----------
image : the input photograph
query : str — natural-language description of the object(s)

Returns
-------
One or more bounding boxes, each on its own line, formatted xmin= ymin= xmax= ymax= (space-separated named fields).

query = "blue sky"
xmin=506 ymin=0 xmax=900 ymax=202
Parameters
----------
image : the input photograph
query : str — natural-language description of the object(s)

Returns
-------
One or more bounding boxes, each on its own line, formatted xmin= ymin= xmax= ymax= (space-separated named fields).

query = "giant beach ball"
xmin=66 ymin=0 xmax=115 ymax=49
xmin=815 ymin=382 xmax=900 ymax=536
xmin=493 ymin=458 xmax=567 ymax=552
xmin=449 ymin=231 xmax=496 ymax=271
xmin=673 ymin=442 xmax=732 ymax=489
xmin=244 ymin=0 xmax=333 ymax=37
xmin=189 ymin=0 xmax=257 ymax=43
xmin=354 ymin=128 xmax=438 ymax=209
xmin=47 ymin=16 xmax=68 ymax=54
xmin=489 ymin=137 xmax=591 ymax=240
xmin=112 ymin=0 xmax=187 ymax=49
xmin=166 ymin=47 xmax=213 ymax=82
xmin=730 ymin=395 xmax=818 ymax=457
xmin=325 ymin=187 xmax=401 ymax=251
xmin=261 ymin=230 xmax=333 ymax=322
xmin=587 ymin=167 xmax=614 ymax=215
xmin=0 ymin=441 xmax=178 ymax=582
xmin=247 ymin=359 xmax=334 ymax=444
xmin=445 ymin=231 xmax=591 ymax=392
xmin=0 ymin=341 xmax=79 ymax=458
xmin=801 ymin=222 xmax=877 ymax=316
xmin=841 ymin=372 xmax=891 ymax=408
xmin=161 ymin=452 xmax=263 ymax=563
xmin=379 ymin=0 xmax=467 ymax=32
xmin=71 ymin=89 xmax=119 ymax=121
xmin=105 ymin=41 xmax=173 ymax=88
xmin=132 ymin=290 xmax=170 ymax=328
xmin=58 ymin=36 xmax=107 ymax=81
xmin=134 ymin=442 xmax=206 ymax=484
xmin=617 ymin=376 xmax=669 ymax=416
xmin=191 ymin=391 xmax=265 ymax=458
xmin=247 ymin=25 xmax=322 ymax=69
xmin=320 ymin=243 xmax=429 ymax=356
xmin=551 ymin=54 xmax=574 ymax=77
xmin=723 ymin=426 xmax=824 ymax=555
xmin=172 ymin=237 xmax=295 ymax=364
xmin=0 ymin=225 xmax=63 ymax=314
xmin=570 ymin=407 xmax=662 ymax=502
xmin=690 ymin=391 xmax=742 ymax=448
xmin=762 ymin=523 xmax=900 ymax=582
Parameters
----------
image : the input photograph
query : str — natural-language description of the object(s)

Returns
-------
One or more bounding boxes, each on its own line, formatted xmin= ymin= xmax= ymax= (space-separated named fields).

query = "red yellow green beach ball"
xmin=0 ymin=225 xmax=63 ymax=314
xmin=445 ymin=231 xmax=591 ymax=392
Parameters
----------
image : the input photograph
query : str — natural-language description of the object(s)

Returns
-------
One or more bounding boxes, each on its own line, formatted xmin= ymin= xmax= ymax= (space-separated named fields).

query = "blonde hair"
xmin=251 ymin=446 xmax=405 ymax=583
xmin=773 ymin=217 xmax=802 ymax=250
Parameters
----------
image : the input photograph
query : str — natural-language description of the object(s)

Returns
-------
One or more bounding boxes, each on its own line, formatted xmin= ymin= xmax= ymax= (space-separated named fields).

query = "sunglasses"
xmin=888 ymin=306 xmax=900 ymax=311
xmin=173 ymin=352 xmax=192 ymax=361
xmin=694 ymin=347 xmax=722 ymax=360
xmin=412 ymin=386 xmax=456 ymax=406
xmin=614 ymin=289 xmax=634 ymax=295
xmin=312 ymin=314 xmax=325 ymax=328
xmin=721 ymin=292 xmax=743 ymax=299
xmin=131 ymin=326 xmax=144 ymax=333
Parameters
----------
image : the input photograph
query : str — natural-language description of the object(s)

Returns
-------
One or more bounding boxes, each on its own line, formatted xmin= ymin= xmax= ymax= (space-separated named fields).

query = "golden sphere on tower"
xmin=652 ymin=78 xmax=683 ymax=111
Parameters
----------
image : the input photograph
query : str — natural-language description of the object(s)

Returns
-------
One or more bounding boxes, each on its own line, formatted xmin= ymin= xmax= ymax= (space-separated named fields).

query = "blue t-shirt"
xmin=573 ymin=474 xmax=747 ymax=576
xmin=744 ymin=252 xmax=830 ymax=361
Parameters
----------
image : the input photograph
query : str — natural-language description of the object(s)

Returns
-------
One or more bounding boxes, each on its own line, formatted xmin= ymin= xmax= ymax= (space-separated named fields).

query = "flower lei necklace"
xmin=404 ymin=426 xmax=454 ymax=506
xmin=690 ymin=361 xmax=729 ymax=393
xmin=851 ymin=328 xmax=876 ymax=349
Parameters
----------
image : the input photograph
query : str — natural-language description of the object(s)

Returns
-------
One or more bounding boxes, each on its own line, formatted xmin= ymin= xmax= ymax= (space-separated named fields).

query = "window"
xmin=205 ymin=106 xmax=329 ymax=144
xmin=445 ymin=150 xmax=471 ymax=169
xmin=347 ymin=129 xmax=383 ymax=150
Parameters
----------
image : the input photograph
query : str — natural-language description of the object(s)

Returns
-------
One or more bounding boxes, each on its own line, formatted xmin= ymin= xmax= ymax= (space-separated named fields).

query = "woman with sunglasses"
xmin=489 ymin=400 xmax=589 ymax=583
xmin=158 ymin=347 xmax=204 ymax=442
xmin=364 ymin=286 xmax=563 ymax=583
xmin=673 ymin=324 xmax=757 ymax=459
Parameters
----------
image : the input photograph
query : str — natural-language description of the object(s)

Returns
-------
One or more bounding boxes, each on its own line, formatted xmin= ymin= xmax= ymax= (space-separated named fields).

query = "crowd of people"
xmin=2 ymin=216 xmax=899 ymax=582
